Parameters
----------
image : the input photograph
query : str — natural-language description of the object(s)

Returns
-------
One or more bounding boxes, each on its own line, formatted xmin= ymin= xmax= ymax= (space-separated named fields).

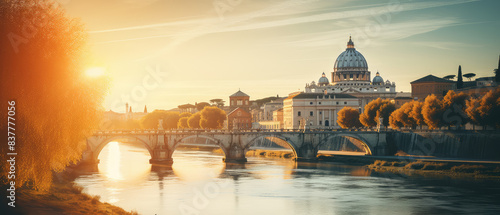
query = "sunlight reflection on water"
xmin=74 ymin=141 xmax=500 ymax=215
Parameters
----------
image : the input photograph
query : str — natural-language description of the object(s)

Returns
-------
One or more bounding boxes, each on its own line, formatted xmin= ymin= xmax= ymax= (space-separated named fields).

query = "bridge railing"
xmin=92 ymin=128 xmax=384 ymax=135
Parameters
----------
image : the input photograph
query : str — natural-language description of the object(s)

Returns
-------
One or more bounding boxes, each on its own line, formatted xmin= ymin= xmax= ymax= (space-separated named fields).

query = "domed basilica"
xmin=305 ymin=37 xmax=397 ymax=108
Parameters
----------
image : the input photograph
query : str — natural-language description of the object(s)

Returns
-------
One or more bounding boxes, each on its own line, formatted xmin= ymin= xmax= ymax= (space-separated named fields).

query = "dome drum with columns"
xmin=305 ymin=37 xmax=396 ymax=94
xmin=332 ymin=36 xmax=370 ymax=83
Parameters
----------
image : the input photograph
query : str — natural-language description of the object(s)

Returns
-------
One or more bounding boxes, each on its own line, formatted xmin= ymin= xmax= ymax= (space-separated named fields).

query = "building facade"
xmin=283 ymin=92 xmax=359 ymax=129
xmin=411 ymin=75 xmax=455 ymax=100
xmin=227 ymin=107 xmax=252 ymax=130
xmin=226 ymin=90 xmax=252 ymax=130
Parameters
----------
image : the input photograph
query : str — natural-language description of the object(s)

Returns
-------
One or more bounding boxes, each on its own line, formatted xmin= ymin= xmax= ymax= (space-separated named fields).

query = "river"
xmin=74 ymin=141 xmax=500 ymax=215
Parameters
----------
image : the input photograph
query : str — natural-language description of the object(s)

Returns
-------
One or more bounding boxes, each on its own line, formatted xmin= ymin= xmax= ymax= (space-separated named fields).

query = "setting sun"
xmin=85 ymin=67 xmax=105 ymax=77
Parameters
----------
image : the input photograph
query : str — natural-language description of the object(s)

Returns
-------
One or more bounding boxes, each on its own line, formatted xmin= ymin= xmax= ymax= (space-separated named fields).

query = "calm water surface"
xmin=74 ymin=142 xmax=500 ymax=215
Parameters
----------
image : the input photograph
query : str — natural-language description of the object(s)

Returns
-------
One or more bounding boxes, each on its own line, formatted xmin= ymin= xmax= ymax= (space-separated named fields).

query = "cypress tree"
xmin=495 ymin=55 xmax=500 ymax=84
xmin=457 ymin=65 xmax=463 ymax=89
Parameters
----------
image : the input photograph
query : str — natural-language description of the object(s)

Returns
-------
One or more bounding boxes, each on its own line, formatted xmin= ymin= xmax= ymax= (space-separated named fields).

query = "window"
xmin=336 ymin=102 xmax=339 ymax=105
xmin=310 ymin=111 xmax=313 ymax=116
xmin=319 ymin=120 xmax=322 ymax=125
xmin=298 ymin=111 xmax=301 ymax=116
xmin=245 ymin=100 xmax=249 ymax=105
xmin=319 ymin=111 xmax=322 ymax=115
xmin=344 ymin=102 xmax=347 ymax=105
xmin=318 ymin=102 xmax=321 ymax=105
xmin=237 ymin=100 xmax=242 ymax=105
xmin=310 ymin=102 xmax=313 ymax=105
xmin=343 ymin=74 xmax=347 ymax=79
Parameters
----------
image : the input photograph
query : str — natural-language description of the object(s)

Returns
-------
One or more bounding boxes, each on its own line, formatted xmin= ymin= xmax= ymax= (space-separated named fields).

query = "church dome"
xmin=334 ymin=37 xmax=368 ymax=72
xmin=372 ymin=72 xmax=384 ymax=85
xmin=318 ymin=72 xmax=329 ymax=85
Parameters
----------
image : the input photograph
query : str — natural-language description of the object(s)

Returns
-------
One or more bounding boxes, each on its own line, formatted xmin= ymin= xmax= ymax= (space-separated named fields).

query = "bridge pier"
xmin=294 ymin=143 xmax=318 ymax=162
xmin=149 ymin=147 xmax=174 ymax=165
xmin=223 ymin=145 xmax=247 ymax=163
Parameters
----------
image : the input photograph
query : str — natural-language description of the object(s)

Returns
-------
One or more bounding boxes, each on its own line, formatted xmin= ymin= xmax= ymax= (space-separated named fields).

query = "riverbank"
xmin=246 ymin=148 xmax=294 ymax=158
xmin=366 ymin=160 xmax=500 ymax=179
xmin=317 ymin=153 xmax=500 ymax=179
xmin=2 ymin=166 xmax=138 ymax=215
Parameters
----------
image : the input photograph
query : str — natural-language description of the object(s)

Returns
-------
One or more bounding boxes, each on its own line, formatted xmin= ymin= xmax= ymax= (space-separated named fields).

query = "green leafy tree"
xmin=200 ymin=106 xmax=226 ymax=129
xmin=210 ymin=99 xmax=225 ymax=107
xmin=463 ymin=73 xmax=476 ymax=81
xmin=495 ymin=55 xmax=500 ymax=83
xmin=196 ymin=102 xmax=210 ymax=111
xmin=457 ymin=65 xmax=463 ymax=89
xmin=337 ymin=107 xmax=362 ymax=128
xmin=187 ymin=112 xmax=202 ymax=129
xmin=0 ymin=0 xmax=108 ymax=191
xmin=422 ymin=94 xmax=445 ymax=129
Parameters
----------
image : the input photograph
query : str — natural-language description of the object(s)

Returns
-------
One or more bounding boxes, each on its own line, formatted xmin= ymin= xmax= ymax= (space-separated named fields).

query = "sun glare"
xmin=85 ymin=67 xmax=105 ymax=77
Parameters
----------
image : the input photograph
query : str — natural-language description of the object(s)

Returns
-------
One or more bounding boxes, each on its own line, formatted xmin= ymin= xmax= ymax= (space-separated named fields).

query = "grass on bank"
xmin=368 ymin=160 xmax=500 ymax=178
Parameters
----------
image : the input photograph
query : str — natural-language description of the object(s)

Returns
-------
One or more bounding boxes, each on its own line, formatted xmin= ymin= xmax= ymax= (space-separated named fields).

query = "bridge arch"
xmin=172 ymin=135 xmax=227 ymax=157
xmin=318 ymin=133 xmax=373 ymax=155
xmin=244 ymin=134 xmax=298 ymax=158
xmin=91 ymin=136 xmax=155 ymax=161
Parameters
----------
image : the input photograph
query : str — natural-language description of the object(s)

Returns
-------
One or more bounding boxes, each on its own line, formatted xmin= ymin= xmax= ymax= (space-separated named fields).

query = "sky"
xmin=59 ymin=0 xmax=500 ymax=112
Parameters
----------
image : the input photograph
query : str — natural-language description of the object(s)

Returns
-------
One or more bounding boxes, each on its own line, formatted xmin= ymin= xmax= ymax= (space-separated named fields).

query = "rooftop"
xmin=230 ymin=90 xmax=250 ymax=97
xmin=287 ymin=93 xmax=357 ymax=99
xmin=410 ymin=75 xmax=455 ymax=84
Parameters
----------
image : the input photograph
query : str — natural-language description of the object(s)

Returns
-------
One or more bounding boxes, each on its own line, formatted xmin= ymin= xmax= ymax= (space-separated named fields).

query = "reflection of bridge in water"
xmin=83 ymin=129 xmax=392 ymax=165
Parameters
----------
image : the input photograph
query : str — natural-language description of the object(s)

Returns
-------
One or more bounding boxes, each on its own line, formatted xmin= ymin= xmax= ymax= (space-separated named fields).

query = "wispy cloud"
xmin=90 ymin=0 xmax=478 ymax=61
xmin=412 ymin=41 xmax=478 ymax=50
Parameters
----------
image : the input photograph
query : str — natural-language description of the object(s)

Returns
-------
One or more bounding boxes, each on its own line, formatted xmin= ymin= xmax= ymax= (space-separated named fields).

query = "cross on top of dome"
xmin=347 ymin=36 xmax=354 ymax=49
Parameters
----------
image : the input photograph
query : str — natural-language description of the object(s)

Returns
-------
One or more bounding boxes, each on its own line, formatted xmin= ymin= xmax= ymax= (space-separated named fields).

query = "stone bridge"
xmin=82 ymin=129 xmax=392 ymax=165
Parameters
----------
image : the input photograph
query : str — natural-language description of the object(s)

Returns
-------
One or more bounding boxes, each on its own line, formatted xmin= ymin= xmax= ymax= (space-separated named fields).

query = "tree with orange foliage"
xmin=441 ymin=90 xmax=469 ymax=128
xmin=337 ymin=107 xmax=362 ymax=128
xmin=409 ymin=101 xmax=426 ymax=128
xmin=188 ymin=112 xmax=202 ymax=129
xmin=0 ymin=1 xmax=108 ymax=191
xmin=180 ymin=112 xmax=192 ymax=118
xmin=141 ymin=110 xmax=180 ymax=129
xmin=177 ymin=117 xmax=189 ymax=129
xmin=422 ymin=94 xmax=445 ymax=129
xmin=389 ymin=101 xmax=420 ymax=129
xmin=196 ymin=102 xmax=211 ymax=111
xmin=466 ymin=88 xmax=500 ymax=129
xmin=360 ymin=98 xmax=396 ymax=127
xmin=200 ymin=106 xmax=226 ymax=129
